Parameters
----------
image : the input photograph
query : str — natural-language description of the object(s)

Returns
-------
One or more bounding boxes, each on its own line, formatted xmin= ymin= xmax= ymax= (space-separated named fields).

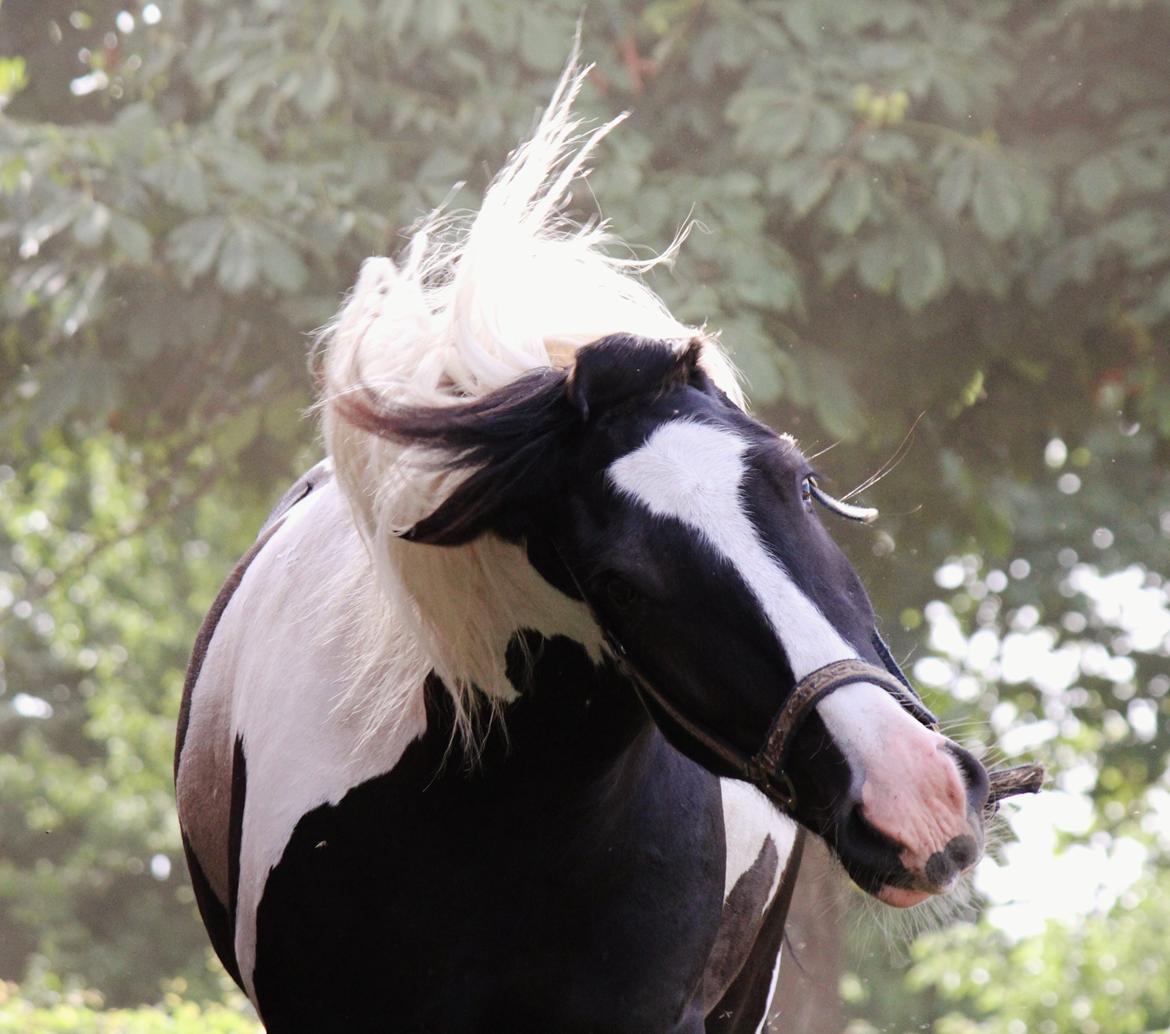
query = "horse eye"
xmin=604 ymin=575 xmax=641 ymax=611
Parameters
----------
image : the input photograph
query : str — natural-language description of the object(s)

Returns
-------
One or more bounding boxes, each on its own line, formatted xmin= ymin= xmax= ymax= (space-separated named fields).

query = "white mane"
xmin=320 ymin=55 xmax=744 ymax=747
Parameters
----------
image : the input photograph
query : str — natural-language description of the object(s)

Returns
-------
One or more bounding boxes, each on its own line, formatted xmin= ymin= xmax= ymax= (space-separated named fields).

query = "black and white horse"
xmin=176 ymin=65 xmax=989 ymax=1033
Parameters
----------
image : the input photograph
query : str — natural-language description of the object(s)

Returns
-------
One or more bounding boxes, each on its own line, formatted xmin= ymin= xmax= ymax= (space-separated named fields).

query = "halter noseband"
xmin=608 ymin=639 xmax=939 ymax=812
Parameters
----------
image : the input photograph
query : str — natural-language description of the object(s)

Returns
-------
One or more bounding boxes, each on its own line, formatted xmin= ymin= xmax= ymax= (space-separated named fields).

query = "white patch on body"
xmin=718 ymin=778 xmax=797 ymax=908
xmin=185 ymin=483 xmax=430 ymax=1001
xmin=183 ymin=477 xmax=611 ymax=1004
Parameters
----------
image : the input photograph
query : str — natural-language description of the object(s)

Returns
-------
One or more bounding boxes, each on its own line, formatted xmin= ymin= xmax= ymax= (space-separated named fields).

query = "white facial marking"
xmin=609 ymin=421 xmax=976 ymax=878
xmin=608 ymin=420 xmax=856 ymax=678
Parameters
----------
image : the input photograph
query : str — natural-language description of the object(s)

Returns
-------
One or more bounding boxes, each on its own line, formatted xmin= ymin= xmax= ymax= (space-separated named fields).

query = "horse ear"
xmin=567 ymin=334 xmax=700 ymax=422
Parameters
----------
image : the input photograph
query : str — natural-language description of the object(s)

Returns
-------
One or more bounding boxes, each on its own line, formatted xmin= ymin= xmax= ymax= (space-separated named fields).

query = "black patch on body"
xmin=251 ymin=635 xmax=726 ymax=1034
xmin=708 ymin=829 xmax=805 ymax=1034
xmin=227 ymin=736 xmax=247 ymax=926
xmin=701 ymin=835 xmax=780 ymax=1008
xmin=179 ymin=834 xmax=242 ymax=987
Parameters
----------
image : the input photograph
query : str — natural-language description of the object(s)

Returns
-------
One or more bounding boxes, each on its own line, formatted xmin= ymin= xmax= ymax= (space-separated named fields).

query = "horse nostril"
xmin=945 ymin=742 xmax=990 ymax=812
xmin=924 ymin=849 xmax=956 ymax=889
xmin=924 ymin=835 xmax=980 ymax=890
xmin=946 ymin=833 xmax=979 ymax=871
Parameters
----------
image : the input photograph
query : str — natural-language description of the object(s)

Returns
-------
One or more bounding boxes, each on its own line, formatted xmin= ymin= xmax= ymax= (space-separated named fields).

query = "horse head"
xmin=339 ymin=333 xmax=990 ymax=907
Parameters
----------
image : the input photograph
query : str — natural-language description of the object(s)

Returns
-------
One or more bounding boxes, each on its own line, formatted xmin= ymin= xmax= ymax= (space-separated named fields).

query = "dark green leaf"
xmin=297 ymin=63 xmax=340 ymax=118
xmin=973 ymin=158 xmax=1022 ymax=241
xmin=166 ymin=216 xmax=227 ymax=286
xmin=109 ymin=214 xmax=152 ymax=265
xmin=254 ymin=228 xmax=308 ymax=293
xmin=937 ymin=151 xmax=975 ymax=219
xmin=857 ymin=236 xmax=903 ymax=292
xmin=71 ymin=202 xmax=111 ymax=248
xmin=825 ymin=169 xmax=872 ymax=235
xmin=789 ymin=165 xmax=834 ymax=218
xmin=1070 ymin=154 xmax=1123 ymax=215
xmin=216 ymin=222 xmax=259 ymax=294
xmin=898 ymin=235 xmax=947 ymax=311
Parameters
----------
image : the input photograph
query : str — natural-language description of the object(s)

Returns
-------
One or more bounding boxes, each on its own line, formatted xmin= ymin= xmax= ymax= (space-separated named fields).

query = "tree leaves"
xmin=215 ymin=221 xmax=259 ymax=295
xmin=296 ymin=62 xmax=340 ymax=118
xmin=1070 ymin=154 xmax=1123 ymax=215
xmin=938 ymin=151 xmax=976 ymax=219
xmin=826 ymin=169 xmax=872 ymax=235
xmin=109 ymin=215 xmax=152 ymax=266
xmin=142 ymin=151 xmax=208 ymax=214
xmin=973 ymin=156 xmax=1023 ymax=241
xmin=166 ymin=216 xmax=227 ymax=287
xmin=898 ymin=234 xmax=947 ymax=311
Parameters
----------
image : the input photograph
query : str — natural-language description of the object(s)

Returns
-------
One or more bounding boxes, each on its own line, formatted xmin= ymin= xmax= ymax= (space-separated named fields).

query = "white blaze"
xmin=608 ymin=421 xmax=855 ymax=677
xmin=607 ymin=420 xmax=917 ymax=773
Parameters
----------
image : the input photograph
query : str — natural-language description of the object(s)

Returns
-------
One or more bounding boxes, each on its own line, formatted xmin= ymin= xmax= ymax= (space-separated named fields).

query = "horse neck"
xmin=388 ymin=533 xmax=606 ymax=703
xmin=429 ymin=629 xmax=655 ymax=793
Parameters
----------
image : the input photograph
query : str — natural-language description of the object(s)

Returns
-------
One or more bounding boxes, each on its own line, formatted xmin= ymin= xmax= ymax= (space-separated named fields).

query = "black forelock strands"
xmin=331 ymin=334 xmax=707 ymax=547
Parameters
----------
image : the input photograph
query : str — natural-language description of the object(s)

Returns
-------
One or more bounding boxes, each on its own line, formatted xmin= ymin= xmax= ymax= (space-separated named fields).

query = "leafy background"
xmin=1 ymin=1 xmax=1168 ymax=1030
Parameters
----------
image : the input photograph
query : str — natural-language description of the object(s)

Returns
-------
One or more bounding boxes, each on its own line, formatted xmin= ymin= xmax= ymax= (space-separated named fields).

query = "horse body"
xmin=177 ymin=58 xmax=991 ymax=1032
xmin=177 ymin=467 xmax=800 ymax=1032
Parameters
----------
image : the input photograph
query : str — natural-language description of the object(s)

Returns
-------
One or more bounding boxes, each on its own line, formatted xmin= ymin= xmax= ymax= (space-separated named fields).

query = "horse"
xmin=175 ymin=62 xmax=991 ymax=1033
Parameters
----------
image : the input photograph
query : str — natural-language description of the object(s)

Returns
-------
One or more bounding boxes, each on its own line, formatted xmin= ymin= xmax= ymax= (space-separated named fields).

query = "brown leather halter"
xmin=615 ymin=651 xmax=939 ymax=812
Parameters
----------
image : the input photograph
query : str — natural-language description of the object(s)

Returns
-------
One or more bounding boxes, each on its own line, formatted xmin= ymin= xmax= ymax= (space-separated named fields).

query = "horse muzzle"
xmin=843 ymin=735 xmax=990 ymax=907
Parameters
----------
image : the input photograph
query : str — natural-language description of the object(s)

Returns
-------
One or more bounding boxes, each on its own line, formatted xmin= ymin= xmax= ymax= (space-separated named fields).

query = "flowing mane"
xmin=318 ymin=55 xmax=743 ymax=747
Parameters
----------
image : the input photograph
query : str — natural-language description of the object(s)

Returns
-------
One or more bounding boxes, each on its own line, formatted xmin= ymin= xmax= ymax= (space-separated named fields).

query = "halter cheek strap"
xmin=610 ymin=641 xmax=938 ymax=813
xmin=743 ymin=658 xmax=939 ymax=807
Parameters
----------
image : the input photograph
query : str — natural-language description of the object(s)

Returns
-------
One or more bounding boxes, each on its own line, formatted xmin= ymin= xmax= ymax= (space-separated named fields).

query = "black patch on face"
xmin=553 ymin=490 xmax=797 ymax=774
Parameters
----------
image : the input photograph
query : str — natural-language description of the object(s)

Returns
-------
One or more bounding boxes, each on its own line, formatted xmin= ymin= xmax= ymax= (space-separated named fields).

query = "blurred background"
xmin=1 ymin=1 xmax=1169 ymax=1031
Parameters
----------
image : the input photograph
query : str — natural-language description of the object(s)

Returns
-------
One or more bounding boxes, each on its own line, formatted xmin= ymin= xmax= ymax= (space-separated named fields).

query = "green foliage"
xmin=904 ymin=865 xmax=1170 ymax=1034
xmin=0 ymin=435 xmax=279 ymax=1001
xmin=0 ymin=982 xmax=260 ymax=1033
xmin=1 ymin=0 xmax=1168 ymax=1022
